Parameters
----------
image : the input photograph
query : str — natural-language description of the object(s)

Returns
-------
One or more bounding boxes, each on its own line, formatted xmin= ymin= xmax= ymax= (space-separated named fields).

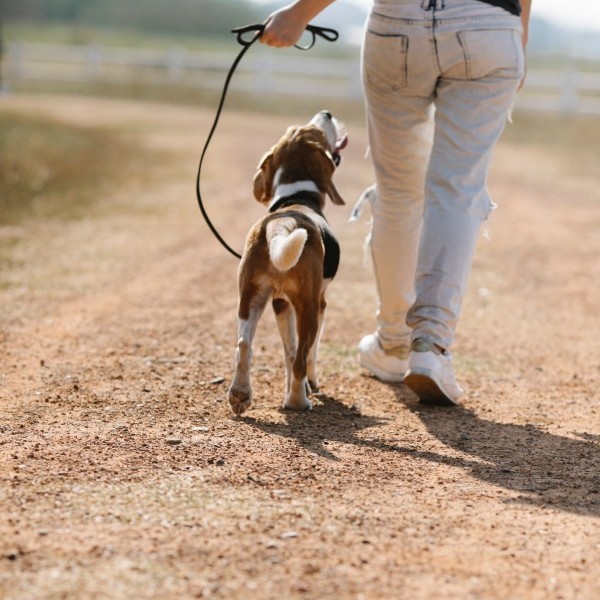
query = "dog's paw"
xmin=282 ymin=392 xmax=312 ymax=412
xmin=227 ymin=385 xmax=253 ymax=416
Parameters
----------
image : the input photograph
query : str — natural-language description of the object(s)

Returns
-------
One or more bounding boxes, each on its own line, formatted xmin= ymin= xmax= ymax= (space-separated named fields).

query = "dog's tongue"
xmin=335 ymin=133 xmax=348 ymax=152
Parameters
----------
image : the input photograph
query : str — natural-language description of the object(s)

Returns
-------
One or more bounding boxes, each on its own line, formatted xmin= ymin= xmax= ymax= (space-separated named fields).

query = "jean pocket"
xmin=363 ymin=26 xmax=409 ymax=94
xmin=457 ymin=29 xmax=524 ymax=80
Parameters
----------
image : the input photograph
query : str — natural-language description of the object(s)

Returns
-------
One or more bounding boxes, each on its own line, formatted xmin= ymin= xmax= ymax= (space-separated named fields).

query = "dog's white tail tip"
xmin=269 ymin=229 xmax=308 ymax=272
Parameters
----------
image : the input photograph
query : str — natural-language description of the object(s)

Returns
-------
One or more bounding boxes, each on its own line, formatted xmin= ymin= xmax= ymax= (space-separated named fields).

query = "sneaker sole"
xmin=359 ymin=357 xmax=406 ymax=383
xmin=404 ymin=370 xmax=458 ymax=406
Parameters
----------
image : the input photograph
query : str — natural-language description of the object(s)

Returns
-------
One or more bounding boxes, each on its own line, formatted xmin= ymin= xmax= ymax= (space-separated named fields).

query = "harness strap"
xmin=268 ymin=191 xmax=323 ymax=214
xmin=195 ymin=23 xmax=339 ymax=260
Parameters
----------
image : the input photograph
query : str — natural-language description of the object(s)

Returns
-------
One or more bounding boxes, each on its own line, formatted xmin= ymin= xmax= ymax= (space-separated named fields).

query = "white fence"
xmin=3 ymin=41 xmax=600 ymax=115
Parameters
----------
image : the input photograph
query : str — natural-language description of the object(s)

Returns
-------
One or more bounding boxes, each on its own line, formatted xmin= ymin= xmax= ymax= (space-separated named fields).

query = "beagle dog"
xmin=227 ymin=111 xmax=347 ymax=415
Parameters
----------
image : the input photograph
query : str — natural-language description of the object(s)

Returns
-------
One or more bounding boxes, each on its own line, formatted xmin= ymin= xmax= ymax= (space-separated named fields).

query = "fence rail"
xmin=3 ymin=42 xmax=600 ymax=115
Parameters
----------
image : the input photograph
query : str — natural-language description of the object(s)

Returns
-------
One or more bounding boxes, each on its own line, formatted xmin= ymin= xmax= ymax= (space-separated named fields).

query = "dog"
xmin=227 ymin=110 xmax=347 ymax=415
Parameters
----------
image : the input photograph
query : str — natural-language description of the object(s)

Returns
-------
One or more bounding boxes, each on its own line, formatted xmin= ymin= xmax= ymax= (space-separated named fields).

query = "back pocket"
xmin=363 ymin=26 xmax=409 ymax=94
xmin=458 ymin=29 xmax=524 ymax=80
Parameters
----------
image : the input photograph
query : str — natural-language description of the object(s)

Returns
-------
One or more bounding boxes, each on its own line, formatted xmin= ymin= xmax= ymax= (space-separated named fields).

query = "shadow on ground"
xmin=243 ymin=387 xmax=600 ymax=517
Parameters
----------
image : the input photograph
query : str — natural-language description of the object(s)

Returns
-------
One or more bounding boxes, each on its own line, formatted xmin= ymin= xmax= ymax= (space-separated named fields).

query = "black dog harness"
xmin=268 ymin=191 xmax=340 ymax=280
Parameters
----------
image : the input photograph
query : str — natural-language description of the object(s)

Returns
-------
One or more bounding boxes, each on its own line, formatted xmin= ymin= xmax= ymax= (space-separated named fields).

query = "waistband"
xmin=371 ymin=0 xmax=521 ymax=26
xmin=373 ymin=0 xmax=514 ymax=11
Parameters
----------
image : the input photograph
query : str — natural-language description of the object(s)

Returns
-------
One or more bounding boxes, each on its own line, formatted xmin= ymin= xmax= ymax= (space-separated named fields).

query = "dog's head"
xmin=253 ymin=111 xmax=347 ymax=208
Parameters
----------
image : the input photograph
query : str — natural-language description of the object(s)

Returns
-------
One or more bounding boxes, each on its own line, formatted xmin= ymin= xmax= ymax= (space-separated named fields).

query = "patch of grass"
xmin=0 ymin=112 xmax=148 ymax=225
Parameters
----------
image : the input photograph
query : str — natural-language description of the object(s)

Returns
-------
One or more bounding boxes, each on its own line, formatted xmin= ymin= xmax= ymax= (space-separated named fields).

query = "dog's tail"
xmin=267 ymin=218 xmax=308 ymax=272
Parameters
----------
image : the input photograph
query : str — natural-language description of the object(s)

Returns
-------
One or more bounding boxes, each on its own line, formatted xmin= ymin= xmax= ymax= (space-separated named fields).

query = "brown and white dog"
xmin=227 ymin=111 xmax=347 ymax=415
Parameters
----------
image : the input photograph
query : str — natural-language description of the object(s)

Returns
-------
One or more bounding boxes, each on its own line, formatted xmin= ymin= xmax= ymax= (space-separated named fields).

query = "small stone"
xmin=211 ymin=377 xmax=225 ymax=385
xmin=281 ymin=531 xmax=299 ymax=539
xmin=191 ymin=426 xmax=209 ymax=432
xmin=165 ymin=437 xmax=183 ymax=446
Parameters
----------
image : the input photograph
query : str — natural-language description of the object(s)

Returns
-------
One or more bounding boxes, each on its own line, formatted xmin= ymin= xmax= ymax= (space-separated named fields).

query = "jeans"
xmin=361 ymin=0 xmax=524 ymax=350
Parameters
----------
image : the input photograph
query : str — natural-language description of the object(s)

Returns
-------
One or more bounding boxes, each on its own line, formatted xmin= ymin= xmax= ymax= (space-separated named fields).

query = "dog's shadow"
xmin=241 ymin=392 xmax=391 ymax=461
xmin=242 ymin=387 xmax=600 ymax=517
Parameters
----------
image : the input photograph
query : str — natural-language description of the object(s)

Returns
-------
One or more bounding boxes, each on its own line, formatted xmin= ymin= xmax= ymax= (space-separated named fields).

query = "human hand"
xmin=260 ymin=6 xmax=309 ymax=47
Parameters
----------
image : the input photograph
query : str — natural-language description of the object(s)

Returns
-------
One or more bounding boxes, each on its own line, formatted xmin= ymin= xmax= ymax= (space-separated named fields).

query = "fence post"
xmin=255 ymin=54 xmax=273 ymax=96
xmin=85 ymin=45 xmax=103 ymax=81
xmin=167 ymin=46 xmax=185 ymax=82
xmin=560 ymin=68 xmax=579 ymax=115
xmin=7 ymin=41 xmax=23 ymax=81
xmin=348 ymin=62 xmax=362 ymax=100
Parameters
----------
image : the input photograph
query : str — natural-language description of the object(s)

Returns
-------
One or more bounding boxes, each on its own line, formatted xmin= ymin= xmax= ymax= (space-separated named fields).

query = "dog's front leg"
xmin=228 ymin=291 xmax=268 ymax=416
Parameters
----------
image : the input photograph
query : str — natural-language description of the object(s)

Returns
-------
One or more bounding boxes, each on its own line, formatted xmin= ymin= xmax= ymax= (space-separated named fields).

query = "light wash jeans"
xmin=361 ymin=0 xmax=524 ymax=351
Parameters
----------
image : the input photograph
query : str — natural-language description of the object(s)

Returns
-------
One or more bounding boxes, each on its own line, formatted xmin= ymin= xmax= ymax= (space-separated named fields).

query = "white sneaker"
xmin=404 ymin=339 xmax=464 ymax=405
xmin=358 ymin=334 xmax=409 ymax=383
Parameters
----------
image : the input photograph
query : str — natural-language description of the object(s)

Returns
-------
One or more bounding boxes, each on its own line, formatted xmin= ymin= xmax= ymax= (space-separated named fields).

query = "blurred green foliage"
xmin=2 ymin=0 xmax=263 ymax=39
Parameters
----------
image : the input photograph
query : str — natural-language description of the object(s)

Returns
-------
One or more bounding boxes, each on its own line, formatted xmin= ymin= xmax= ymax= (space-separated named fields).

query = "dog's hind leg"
xmin=272 ymin=298 xmax=297 ymax=395
xmin=283 ymin=294 xmax=319 ymax=411
xmin=228 ymin=286 xmax=269 ymax=416
xmin=307 ymin=291 xmax=327 ymax=393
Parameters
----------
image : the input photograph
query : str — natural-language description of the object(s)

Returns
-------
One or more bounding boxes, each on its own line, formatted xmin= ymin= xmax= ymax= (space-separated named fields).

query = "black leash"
xmin=195 ymin=23 xmax=339 ymax=260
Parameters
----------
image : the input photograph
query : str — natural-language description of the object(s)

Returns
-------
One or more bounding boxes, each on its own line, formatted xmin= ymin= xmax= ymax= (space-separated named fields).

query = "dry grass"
xmin=0 ymin=113 xmax=159 ymax=226
xmin=502 ymin=112 xmax=600 ymax=180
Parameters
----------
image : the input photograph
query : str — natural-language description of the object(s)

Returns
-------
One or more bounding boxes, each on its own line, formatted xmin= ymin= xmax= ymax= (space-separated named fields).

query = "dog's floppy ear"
xmin=309 ymin=144 xmax=345 ymax=206
xmin=253 ymin=150 xmax=275 ymax=204
xmin=253 ymin=126 xmax=298 ymax=204
xmin=325 ymin=177 xmax=345 ymax=206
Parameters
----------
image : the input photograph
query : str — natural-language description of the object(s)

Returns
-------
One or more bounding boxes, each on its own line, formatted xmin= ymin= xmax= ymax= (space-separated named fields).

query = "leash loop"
xmin=231 ymin=24 xmax=265 ymax=47
xmin=231 ymin=23 xmax=339 ymax=50
xmin=196 ymin=23 xmax=339 ymax=260
xmin=301 ymin=24 xmax=339 ymax=48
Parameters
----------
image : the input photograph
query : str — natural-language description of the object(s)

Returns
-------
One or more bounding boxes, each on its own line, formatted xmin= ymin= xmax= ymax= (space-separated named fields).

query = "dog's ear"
xmin=253 ymin=126 xmax=299 ymax=204
xmin=324 ymin=176 xmax=345 ymax=206
xmin=253 ymin=150 xmax=274 ymax=204
xmin=309 ymin=144 xmax=345 ymax=206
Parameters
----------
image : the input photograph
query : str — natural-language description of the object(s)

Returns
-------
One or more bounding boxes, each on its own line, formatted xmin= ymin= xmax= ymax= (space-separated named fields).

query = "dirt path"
xmin=1 ymin=94 xmax=599 ymax=600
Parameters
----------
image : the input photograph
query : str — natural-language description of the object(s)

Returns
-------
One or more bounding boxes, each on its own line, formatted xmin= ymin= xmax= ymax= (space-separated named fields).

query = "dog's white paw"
xmin=282 ymin=390 xmax=312 ymax=412
xmin=227 ymin=385 xmax=253 ymax=416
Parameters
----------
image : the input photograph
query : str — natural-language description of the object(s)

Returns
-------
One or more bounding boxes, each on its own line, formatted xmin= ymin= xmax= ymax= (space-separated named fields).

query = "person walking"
xmin=259 ymin=0 xmax=531 ymax=405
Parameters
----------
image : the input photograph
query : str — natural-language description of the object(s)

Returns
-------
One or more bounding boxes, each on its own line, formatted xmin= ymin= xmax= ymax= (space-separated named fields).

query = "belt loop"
xmin=422 ymin=0 xmax=445 ymax=11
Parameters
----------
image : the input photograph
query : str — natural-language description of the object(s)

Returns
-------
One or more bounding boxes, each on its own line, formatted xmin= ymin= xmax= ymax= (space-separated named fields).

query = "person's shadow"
xmin=241 ymin=387 xmax=600 ymax=517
